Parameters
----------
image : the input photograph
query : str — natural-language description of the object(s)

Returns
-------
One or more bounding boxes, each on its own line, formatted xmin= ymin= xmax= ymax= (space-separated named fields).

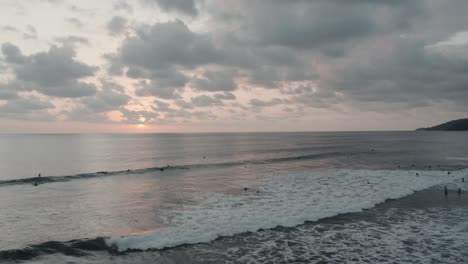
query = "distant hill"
xmin=417 ymin=118 xmax=468 ymax=131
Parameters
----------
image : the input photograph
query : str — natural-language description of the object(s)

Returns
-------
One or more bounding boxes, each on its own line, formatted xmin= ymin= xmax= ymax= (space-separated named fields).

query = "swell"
xmin=0 ymin=151 xmax=348 ymax=187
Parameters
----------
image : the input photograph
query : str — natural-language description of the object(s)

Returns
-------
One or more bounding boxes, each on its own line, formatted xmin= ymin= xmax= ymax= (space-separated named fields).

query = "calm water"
xmin=0 ymin=132 xmax=467 ymax=263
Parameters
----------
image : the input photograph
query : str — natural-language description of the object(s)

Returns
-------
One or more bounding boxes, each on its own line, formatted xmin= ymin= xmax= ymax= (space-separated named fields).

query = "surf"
xmin=105 ymin=168 xmax=467 ymax=252
xmin=0 ymin=151 xmax=352 ymax=187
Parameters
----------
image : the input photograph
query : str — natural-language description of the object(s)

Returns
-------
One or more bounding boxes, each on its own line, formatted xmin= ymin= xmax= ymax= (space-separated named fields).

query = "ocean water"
xmin=0 ymin=132 xmax=468 ymax=263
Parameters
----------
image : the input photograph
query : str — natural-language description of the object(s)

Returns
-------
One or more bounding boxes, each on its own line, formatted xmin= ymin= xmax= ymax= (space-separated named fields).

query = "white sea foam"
xmin=106 ymin=169 xmax=467 ymax=251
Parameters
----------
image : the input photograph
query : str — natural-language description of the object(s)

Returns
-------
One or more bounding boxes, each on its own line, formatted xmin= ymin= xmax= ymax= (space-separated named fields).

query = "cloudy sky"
xmin=1 ymin=0 xmax=467 ymax=133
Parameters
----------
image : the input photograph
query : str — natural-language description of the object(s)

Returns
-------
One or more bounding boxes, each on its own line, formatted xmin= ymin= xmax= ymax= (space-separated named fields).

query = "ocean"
xmin=0 ymin=132 xmax=467 ymax=263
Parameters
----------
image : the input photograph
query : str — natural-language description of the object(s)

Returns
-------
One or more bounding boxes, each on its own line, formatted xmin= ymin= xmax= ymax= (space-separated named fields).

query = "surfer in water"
xmin=444 ymin=186 xmax=448 ymax=196
xmin=33 ymin=173 xmax=41 ymax=186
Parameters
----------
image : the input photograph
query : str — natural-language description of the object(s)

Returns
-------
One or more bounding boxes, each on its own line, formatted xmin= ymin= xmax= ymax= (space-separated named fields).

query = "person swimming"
xmin=244 ymin=187 xmax=248 ymax=191
xmin=416 ymin=173 xmax=419 ymax=176
xmin=444 ymin=186 xmax=448 ymax=196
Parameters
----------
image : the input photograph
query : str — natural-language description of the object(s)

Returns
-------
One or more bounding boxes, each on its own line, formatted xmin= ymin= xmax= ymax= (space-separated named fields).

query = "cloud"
xmin=22 ymin=25 xmax=38 ymax=39
xmin=107 ymin=16 xmax=127 ymax=36
xmin=80 ymin=81 xmax=130 ymax=113
xmin=4 ymin=0 xmax=468 ymax=129
xmin=1 ymin=43 xmax=97 ymax=98
xmin=66 ymin=17 xmax=84 ymax=28
xmin=250 ymin=98 xmax=285 ymax=108
xmin=190 ymin=70 xmax=237 ymax=92
xmin=64 ymin=80 xmax=131 ymax=122
xmin=142 ymin=0 xmax=197 ymax=16
xmin=119 ymin=108 xmax=158 ymax=124
xmin=2 ymin=25 xmax=18 ymax=32
xmin=111 ymin=20 xmax=222 ymax=98
xmin=1 ymin=42 xmax=26 ymax=64
xmin=0 ymin=83 xmax=18 ymax=100
xmin=116 ymin=20 xmax=219 ymax=70
xmin=54 ymin=35 xmax=89 ymax=46
xmin=190 ymin=94 xmax=222 ymax=107
xmin=133 ymin=68 xmax=188 ymax=99
xmin=321 ymin=36 xmax=468 ymax=110
xmin=114 ymin=1 xmax=133 ymax=13
xmin=0 ymin=96 xmax=55 ymax=120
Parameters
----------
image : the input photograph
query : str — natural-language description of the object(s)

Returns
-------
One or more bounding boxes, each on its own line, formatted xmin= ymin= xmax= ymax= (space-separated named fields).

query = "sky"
xmin=1 ymin=0 xmax=468 ymax=133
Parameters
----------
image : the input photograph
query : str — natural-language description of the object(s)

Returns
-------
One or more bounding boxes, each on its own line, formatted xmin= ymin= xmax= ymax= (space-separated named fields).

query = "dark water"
xmin=0 ymin=131 xmax=467 ymax=263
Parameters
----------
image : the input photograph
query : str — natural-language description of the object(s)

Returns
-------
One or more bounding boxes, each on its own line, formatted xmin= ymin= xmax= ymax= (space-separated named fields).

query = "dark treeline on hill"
xmin=417 ymin=118 xmax=468 ymax=131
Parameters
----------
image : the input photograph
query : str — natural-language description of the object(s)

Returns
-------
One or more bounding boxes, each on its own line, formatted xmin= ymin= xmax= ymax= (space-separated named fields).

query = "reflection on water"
xmin=0 ymin=132 xmax=468 ymax=252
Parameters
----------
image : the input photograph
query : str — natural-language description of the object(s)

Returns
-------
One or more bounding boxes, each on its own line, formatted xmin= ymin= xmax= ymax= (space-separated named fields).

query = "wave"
xmin=0 ymin=238 xmax=108 ymax=262
xmin=0 ymin=151 xmax=349 ymax=187
xmin=1 ymin=168 xmax=466 ymax=261
xmin=105 ymin=168 xmax=467 ymax=252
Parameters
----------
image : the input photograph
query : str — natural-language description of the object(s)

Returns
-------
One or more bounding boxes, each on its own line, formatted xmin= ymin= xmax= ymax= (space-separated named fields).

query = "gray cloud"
xmin=107 ymin=16 xmax=127 ymax=36
xmin=119 ymin=108 xmax=158 ymax=124
xmin=23 ymin=25 xmax=37 ymax=40
xmin=64 ymin=80 xmax=131 ymax=122
xmin=114 ymin=1 xmax=133 ymax=13
xmin=54 ymin=35 xmax=89 ymax=46
xmin=173 ymin=92 xmax=236 ymax=109
xmin=2 ymin=42 xmax=26 ymax=64
xmin=190 ymin=70 xmax=237 ymax=92
xmin=250 ymin=98 xmax=285 ymax=108
xmin=0 ymin=96 xmax=54 ymax=119
xmin=143 ymin=0 xmax=197 ymax=16
xmin=133 ymin=68 xmax=188 ymax=99
xmin=1 ymin=43 xmax=97 ymax=98
xmin=316 ymin=36 xmax=468 ymax=111
xmin=4 ymin=0 xmax=468 ymax=128
xmin=66 ymin=17 xmax=83 ymax=28
xmin=190 ymin=94 xmax=222 ymax=107
xmin=214 ymin=92 xmax=236 ymax=100
xmin=117 ymin=20 xmax=219 ymax=70
xmin=0 ymin=83 xmax=18 ymax=100
xmin=80 ymin=81 xmax=130 ymax=113
xmin=2 ymin=25 xmax=18 ymax=32
xmin=111 ymin=20 xmax=222 ymax=98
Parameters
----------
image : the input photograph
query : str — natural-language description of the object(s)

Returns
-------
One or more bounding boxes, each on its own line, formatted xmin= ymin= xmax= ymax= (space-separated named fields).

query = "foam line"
xmin=106 ymin=168 xmax=467 ymax=251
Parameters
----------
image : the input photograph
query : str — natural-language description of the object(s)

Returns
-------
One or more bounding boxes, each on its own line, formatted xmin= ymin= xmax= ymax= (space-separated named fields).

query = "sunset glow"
xmin=0 ymin=1 xmax=467 ymax=133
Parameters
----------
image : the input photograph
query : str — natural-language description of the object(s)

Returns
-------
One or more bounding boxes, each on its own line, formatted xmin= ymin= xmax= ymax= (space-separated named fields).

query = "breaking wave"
xmin=0 ymin=151 xmax=350 ymax=187
xmin=1 ymin=168 xmax=466 ymax=261
xmin=106 ymin=168 xmax=467 ymax=251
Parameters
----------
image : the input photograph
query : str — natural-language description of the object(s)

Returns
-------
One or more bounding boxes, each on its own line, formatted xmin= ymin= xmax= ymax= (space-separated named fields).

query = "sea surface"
xmin=0 ymin=132 xmax=467 ymax=263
